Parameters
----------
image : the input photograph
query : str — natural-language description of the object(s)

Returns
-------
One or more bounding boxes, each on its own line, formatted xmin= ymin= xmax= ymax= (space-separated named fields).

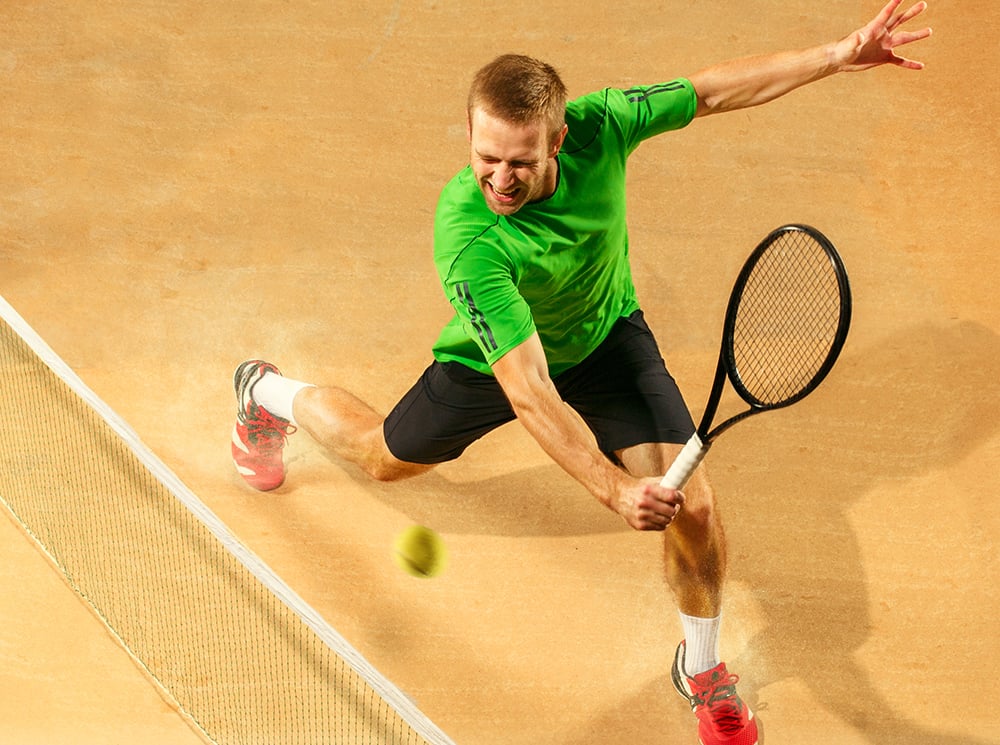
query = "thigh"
xmin=555 ymin=311 xmax=696 ymax=455
xmin=616 ymin=441 xmax=683 ymax=480
xmin=382 ymin=361 xmax=516 ymax=465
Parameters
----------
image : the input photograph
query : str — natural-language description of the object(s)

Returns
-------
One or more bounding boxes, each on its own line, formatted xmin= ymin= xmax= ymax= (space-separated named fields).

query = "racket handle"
xmin=660 ymin=433 xmax=708 ymax=490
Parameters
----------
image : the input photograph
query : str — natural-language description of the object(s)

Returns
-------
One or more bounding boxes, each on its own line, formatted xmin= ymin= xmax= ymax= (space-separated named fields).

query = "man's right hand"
xmin=611 ymin=477 xmax=685 ymax=531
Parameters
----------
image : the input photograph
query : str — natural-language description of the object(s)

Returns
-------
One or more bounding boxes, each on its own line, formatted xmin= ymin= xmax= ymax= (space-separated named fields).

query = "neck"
xmin=537 ymin=155 xmax=560 ymax=202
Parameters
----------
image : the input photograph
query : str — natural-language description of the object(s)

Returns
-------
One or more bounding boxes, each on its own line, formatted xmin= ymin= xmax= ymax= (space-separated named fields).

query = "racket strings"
xmin=730 ymin=232 xmax=844 ymax=406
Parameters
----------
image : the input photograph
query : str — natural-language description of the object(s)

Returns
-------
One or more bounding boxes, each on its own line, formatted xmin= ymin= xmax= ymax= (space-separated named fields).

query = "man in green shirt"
xmin=231 ymin=2 xmax=930 ymax=742
xmin=431 ymin=79 xmax=697 ymax=378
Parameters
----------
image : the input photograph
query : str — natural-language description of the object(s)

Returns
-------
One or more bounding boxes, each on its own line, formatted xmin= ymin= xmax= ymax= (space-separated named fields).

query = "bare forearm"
xmin=491 ymin=337 xmax=626 ymax=506
xmin=505 ymin=372 xmax=685 ymax=532
xmin=689 ymin=42 xmax=837 ymax=116
xmin=689 ymin=0 xmax=933 ymax=115
xmin=510 ymin=377 xmax=626 ymax=507
xmin=492 ymin=334 xmax=684 ymax=530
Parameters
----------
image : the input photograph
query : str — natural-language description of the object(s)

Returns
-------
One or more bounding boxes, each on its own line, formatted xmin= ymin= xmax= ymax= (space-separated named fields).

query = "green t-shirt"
xmin=432 ymin=78 xmax=697 ymax=376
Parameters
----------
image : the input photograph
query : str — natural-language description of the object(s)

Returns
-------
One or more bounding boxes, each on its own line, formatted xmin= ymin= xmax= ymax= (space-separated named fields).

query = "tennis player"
xmin=231 ymin=2 xmax=930 ymax=742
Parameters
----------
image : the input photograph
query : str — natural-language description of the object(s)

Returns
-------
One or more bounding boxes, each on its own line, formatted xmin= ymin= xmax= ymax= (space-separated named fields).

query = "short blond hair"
xmin=467 ymin=54 xmax=567 ymax=140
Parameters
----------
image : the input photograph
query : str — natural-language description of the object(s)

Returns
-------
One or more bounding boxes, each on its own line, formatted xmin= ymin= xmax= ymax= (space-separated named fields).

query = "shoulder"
xmin=617 ymin=78 xmax=696 ymax=115
xmin=562 ymin=89 xmax=615 ymax=153
xmin=434 ymin=168 xmax=506 ymax=278
xmin=615 ymin=78 xmax=697 ymax=135
xmin=435 ymin=167 xmax=496 ymax=241
xmin=564 ymin=79 xmax=697 ymax=153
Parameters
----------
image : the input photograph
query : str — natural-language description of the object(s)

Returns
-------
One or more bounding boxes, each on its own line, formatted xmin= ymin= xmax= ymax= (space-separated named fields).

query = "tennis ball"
xmin=393 ymin=524 xmax=447 ymax=578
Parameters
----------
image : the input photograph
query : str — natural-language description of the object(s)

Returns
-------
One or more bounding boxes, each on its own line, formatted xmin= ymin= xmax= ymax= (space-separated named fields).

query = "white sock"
xmin=678 ymin=612 xmax=721 ymax=676
xmin=252 ymin=372 xmax=314 ymax=426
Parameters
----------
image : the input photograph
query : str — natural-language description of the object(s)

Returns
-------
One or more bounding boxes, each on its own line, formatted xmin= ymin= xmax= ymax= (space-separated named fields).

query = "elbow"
xmin=490 ymin=334 xmax=557 ymax=415
xmin=494 ymin=361 xmax=555 ymax=416
xmin=502 ymin=369 xmax=554 ymax=415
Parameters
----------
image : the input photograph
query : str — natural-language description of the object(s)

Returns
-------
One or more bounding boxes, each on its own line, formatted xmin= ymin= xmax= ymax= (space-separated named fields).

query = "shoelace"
xmin=693 ymin=671 xmax=747 ymax=736
xmin=246 ymin=405 xmax=296 ymax=452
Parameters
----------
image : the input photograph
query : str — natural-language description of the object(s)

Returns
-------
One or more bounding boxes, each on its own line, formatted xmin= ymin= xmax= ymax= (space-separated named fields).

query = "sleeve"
xmin=609 ymin=78 xmax=698 ymax=151
xmin=437 ymin=235 xmax=537 ymax=368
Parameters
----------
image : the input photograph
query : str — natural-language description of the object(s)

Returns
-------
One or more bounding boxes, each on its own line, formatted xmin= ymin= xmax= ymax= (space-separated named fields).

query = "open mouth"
xmin=487 ymin=182 xmax=519 ymax=204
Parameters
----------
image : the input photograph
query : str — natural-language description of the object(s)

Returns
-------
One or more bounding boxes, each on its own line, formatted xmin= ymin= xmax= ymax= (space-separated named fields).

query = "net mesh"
xmin=730 ymin=229 xmax=846 ymax=406
xmin=0 ymin=302 xmax=453 ymax=745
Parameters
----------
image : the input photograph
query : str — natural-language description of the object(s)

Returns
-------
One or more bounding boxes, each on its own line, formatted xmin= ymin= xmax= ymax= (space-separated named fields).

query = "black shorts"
xmin=383 ymin=310 xmax=695 ymax=464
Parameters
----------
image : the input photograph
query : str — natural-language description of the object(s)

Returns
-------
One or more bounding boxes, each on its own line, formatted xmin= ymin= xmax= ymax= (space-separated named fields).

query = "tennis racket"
xmin=661 ymin=224 xmax=852 ymax=490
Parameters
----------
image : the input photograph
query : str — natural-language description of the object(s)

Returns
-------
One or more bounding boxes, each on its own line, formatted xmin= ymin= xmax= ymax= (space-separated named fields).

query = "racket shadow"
xmin=722 ymin=318 xmax=1000 ymax=744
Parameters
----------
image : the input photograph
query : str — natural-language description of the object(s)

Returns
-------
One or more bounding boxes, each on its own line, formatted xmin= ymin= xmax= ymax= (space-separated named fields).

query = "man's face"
xmin=468 ymin=107 xmax=566 ymax=216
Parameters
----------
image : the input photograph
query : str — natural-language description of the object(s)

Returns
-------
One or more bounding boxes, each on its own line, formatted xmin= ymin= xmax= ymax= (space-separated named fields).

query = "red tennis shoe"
xmin=231 ymin=360 xmax=295 ymax=491
xmin=672 ymin=641 xmax=759 ymax=745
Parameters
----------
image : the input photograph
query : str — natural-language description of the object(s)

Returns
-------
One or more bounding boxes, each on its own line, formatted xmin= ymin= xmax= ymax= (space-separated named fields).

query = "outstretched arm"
xmin=492 ymin=333 xmax=684 ymax=531
xmin=688 ymin=0 xmax=932 ymax=117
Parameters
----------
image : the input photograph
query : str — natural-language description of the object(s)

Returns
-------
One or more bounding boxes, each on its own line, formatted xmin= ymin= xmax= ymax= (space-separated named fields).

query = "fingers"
xmin=891 ymin=1 xmax=928 ymax=30
xmin=887 ymin=1 xmax=932 ymax=44
xmin=843 ymin=0 xmax=931 ymax=72
xmin=892 ymin=28 xmax=934 ymax=46
xmin=630 ymin=485 xmax=684 ymax=531
xmin=888 ymin=17 xmax=932 ymax=69
xmin=890 ymin=55 xmax=925 ymax=71
xmin=876 ymin=0 xmax=929 ymax=37
xmin=670 ymin=500 xmax=683 ymax=524
xmin=874 ymin=0 xmax=906 ymax=29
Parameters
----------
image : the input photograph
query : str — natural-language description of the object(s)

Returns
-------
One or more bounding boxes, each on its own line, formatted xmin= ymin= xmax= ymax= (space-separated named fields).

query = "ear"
xmin=549 ymin=123 xmax=569 ymax=157
xmin=466 ymin=113 xmax=473 ymax=142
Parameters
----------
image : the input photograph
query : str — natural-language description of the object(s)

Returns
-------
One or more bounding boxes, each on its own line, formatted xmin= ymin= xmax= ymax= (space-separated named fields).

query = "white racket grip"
xmin=660 ymin=433 xmax=707 ymax=490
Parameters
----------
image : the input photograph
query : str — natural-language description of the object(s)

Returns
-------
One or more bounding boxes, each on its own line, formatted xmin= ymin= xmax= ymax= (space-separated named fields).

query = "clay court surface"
xmin=1 ymin=1 xmax=996 ymax=743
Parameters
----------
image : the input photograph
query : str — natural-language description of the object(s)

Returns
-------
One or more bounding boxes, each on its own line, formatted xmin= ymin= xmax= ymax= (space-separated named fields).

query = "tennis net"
xmin=0 ymin=295 xmax=454 ymax=745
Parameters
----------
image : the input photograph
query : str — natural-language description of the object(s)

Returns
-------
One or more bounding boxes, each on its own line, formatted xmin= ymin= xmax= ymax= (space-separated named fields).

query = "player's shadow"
xmin=358 ymin=456 xmax=619 ymax=537
xmin=567 ymin=318 xmax=1000 ymax=745
xmin=731 ymin=318 xmax=999 ymax=744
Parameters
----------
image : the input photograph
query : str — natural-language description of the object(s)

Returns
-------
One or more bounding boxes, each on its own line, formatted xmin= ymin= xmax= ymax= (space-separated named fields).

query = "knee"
xmin=362 ymin=445 xmax=434 ymax=483
xmin=676 ymin=470 xmax=720 ymax=534
xmin=666 ymin=480 xmax=727 ymax=590
xmin=365 ymin=461 xmax=411 ymax=482
xmin=674 ymin=499 xmax=719 ymax=551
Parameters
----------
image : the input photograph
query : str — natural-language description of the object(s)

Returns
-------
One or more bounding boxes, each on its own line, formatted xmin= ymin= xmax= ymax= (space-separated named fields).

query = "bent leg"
xmin=289 ymin=360 xmax=515 ymax=482
xmin=293 ymin=385 xmax=433 ymax=482
xmin=616 ymin=442 xmax=727 ymax=617
xmin=663 ymin=464 xmax=726 ymax=617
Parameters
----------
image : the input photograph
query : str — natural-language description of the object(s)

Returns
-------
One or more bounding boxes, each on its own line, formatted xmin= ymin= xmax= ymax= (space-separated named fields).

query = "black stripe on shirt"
xmin=623 ymin=80 xmax=687 ymax=104
xmin=457 ymin=282 xmax=498 ymax=353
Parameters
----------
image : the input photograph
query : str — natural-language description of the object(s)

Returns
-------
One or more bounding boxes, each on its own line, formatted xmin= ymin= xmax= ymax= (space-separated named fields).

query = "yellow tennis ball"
xmin=393 ymin=525 xmax=447 ymax=578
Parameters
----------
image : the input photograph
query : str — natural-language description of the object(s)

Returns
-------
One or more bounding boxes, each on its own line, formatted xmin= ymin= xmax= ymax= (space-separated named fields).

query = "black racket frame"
xmin=696 ymin=224 xmax=853 ymax=442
